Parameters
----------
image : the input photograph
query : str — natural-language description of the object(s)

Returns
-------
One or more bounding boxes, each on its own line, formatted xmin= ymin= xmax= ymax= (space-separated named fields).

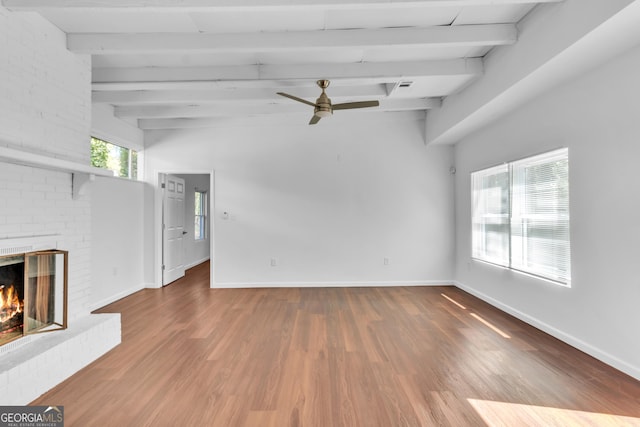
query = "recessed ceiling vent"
xmin=385 ymin=81 xmax=415 ymax=97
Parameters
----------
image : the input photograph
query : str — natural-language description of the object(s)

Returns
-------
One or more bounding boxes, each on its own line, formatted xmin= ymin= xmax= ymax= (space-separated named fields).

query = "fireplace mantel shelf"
xmin=0 ymin=146 xmax=114 ymax=198
xmin=0 ymin=146 xmax=114 ymax=177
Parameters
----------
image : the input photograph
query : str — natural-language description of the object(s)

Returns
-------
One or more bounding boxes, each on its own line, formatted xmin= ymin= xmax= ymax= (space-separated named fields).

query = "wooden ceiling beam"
xmin=69 ymin=25 xmax=516 ymax=55
xmin=2 ymin=0 xmax=564 ymax=12
xmin=92 ymin=84 xmax=388 ymax=104
xmin=92 ymin=59 xmax=483 ymax=91
xmin=137 ymin=110 xmax=426 ymax=130
xmin=115 ymin=98 xmax=442 ymax=119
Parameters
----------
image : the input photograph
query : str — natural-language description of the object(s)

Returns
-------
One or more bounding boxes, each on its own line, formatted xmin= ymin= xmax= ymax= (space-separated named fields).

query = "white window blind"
xmin=471 ymin=164 xmax=510 ymax=266
xmin=510 ymin=149 xmax=570 ymax=283
xmin=471 ymin=148 xmax=571 ymax=285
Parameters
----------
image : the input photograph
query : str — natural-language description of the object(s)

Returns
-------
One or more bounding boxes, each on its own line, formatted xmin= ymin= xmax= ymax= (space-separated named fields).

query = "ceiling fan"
xmin=277 ymin=79 xmax=379 ymax=125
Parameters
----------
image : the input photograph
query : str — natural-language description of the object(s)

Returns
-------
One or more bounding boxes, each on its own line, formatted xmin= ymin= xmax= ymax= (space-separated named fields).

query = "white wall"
xmin=453 ymin=43 xmax=640 ymax=379
xmin=89 ymin=67 xmax=149 ymax=305
xmin=176 ymin=174 xmax=211 ymax=269
xmin=145 ymin=112 xmax=455 ymax=287
xmin=90 ymin=176 xmax=146 ymax=310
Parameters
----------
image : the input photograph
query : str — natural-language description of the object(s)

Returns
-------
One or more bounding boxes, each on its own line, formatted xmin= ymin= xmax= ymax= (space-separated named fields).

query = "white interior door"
xmin=162 ymin=174 xmax=186 ymax=286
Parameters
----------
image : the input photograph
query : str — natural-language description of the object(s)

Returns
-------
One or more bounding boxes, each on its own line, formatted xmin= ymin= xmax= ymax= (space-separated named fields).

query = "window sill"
xmin=471 ymin=258 xmax=570 ymax=288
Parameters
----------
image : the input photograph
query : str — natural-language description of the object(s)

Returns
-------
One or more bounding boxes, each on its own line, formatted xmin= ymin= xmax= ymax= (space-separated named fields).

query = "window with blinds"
xmin=471 ymin=148 xmax=571 ymax=285
xmin=471 ymin=164 xmax=510 ymax=266
xmin=194 ymin=191 xmax=207 ymax=241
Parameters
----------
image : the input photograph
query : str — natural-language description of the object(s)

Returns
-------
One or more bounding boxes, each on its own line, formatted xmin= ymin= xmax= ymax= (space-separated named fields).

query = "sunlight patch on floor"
xmin=441 ymin=293 xmax=511 ymax=339
xmin=441 ymin=293 xmax=467 ymax=310
xmin=469 ymin=313 xmax=511 ymax=339
xmin=468 ymin=398 xmax=640 ymax=427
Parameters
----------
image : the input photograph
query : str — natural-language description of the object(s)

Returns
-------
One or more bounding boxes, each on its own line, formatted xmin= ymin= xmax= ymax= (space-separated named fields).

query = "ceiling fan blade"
xmin=277 ymin=92 xmax=317 ymax=107
xmin=309 ymin=115 xmax=321 ymax=125
xmin=332 ymin=100 xmax=380 ymax=110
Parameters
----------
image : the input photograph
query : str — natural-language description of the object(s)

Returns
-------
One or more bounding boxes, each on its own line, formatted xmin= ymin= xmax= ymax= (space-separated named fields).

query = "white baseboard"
xmin=185 ymin=257 xmax=210 ymax=270
xmin=213 ymin=280 xmax=455 ymax=289
xmin=453 ymin=280 xmax=640 ymax=381
xmin=88 ymin=283 xmax=146 ymax=311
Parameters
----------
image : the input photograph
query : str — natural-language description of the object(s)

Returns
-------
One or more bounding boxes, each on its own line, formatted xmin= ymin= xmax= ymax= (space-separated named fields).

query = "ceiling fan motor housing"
xmin=315 ymin=92 xmax=333 ymax=118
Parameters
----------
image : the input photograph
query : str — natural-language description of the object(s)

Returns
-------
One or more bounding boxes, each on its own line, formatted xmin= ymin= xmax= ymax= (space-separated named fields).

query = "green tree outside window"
xmin=90 ymin=137 xmax=138 ymax=179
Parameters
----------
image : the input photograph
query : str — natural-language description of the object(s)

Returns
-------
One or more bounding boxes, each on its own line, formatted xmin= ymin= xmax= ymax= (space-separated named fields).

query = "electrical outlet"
xmin=384 ymin=257 xmax=390 ymax=266
xmin=270 ymin=258 xmax=277 ymax=267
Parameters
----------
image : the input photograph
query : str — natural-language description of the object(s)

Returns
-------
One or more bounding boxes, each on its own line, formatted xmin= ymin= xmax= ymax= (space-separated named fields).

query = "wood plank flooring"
xmin=32 ymin=262 xmax=640 ymax=426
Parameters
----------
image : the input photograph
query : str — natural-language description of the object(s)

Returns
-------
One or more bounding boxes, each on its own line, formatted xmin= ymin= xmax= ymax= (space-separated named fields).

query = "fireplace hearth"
xmin=0 ymin=250 xmax=67 ymax=347
xmin=0 ymin=236 xmax=121 ymax=406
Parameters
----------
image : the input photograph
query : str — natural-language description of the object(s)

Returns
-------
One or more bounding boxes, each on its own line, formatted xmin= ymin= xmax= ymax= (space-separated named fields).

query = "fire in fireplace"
xmin=0 ymin=256 xmax=25 ymax=345
xmin=0 ymin=284 xmax=23 ymax=321
xmin=0 ymin=284 xmax=24 ymax=340
xmin=0 ymin=250 xmax=67 ymax=347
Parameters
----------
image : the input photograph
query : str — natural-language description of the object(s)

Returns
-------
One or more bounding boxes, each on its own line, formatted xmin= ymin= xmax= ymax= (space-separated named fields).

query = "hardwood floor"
xmin=33 ymin=262 xmax=640 ymax=426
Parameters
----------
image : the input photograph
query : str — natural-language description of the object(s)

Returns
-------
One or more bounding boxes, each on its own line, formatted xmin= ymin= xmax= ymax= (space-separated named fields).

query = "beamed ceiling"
xmin=4 ymin=0 xmax=618 ymax=137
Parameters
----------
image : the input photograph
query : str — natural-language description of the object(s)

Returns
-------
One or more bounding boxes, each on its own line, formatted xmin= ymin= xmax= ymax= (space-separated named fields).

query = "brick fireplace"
xmin=0 ymin=5 xmax=124 ymax=405
xmin=0 ymin=235 xmax=120 ymax=405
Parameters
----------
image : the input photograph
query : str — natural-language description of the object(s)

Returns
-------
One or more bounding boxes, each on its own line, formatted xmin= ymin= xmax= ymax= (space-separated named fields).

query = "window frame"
xmin=470 ymin=148 xmax=571 ymax=286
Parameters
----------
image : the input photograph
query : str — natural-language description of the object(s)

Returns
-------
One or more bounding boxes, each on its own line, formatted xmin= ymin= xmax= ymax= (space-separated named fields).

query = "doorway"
xmin=157 ymin=172 xmax=214 ymax=288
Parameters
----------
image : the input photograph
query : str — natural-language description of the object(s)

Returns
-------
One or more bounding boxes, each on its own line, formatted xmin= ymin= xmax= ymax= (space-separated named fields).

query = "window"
xmin=90 ymin=137 xmax=138 ymax=179
xmin=194 ymin=191 xmax=207 ymax=240
xmin=471 ymin=148 xmax=570 ymax=285
xmin=471 ymin=163 xmax=510 ymax=266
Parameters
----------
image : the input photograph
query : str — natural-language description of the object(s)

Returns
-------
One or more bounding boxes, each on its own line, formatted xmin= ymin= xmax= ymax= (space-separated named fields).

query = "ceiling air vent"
xmin=399 ymin=81 xmax=413 ymax=88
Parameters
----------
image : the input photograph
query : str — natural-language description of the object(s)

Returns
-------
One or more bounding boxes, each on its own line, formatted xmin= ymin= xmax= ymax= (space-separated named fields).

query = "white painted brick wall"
xmin=0 ymin=164 xmax=93 ymax=321
xmin=0 ymin=6 xmax=93 ymax=317
xmin=0 ymin=7 xmax=91 ymax=163
xmin=0 ymin=7 xmax=121 ymax=403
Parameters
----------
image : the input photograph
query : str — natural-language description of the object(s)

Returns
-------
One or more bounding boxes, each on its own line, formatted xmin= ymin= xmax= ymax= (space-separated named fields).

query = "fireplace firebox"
xmin=0 ymin=250 xmax=68 ymax=347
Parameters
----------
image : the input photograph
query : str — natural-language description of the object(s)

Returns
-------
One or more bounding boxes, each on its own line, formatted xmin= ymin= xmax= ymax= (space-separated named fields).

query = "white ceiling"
xmin=3 ymin=0 xmax=565 ymax=130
